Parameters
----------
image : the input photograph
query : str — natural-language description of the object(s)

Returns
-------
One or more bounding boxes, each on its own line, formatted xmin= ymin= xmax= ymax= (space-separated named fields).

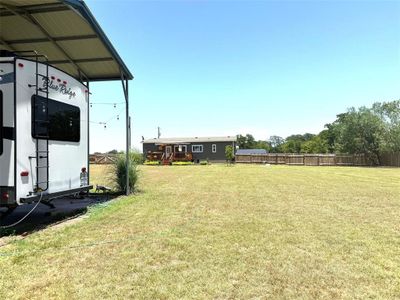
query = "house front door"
xmin=165 ymin=146 xmax=172 ymax=158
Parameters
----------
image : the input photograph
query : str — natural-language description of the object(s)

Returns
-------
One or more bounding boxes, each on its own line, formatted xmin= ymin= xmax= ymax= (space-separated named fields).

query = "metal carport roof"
xmin=0 ymin=0 xmax=133 ymax=82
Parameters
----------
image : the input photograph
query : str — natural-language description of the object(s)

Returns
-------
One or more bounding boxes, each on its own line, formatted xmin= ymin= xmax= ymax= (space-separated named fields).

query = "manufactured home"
xmin=0 ymin=52 xmax=91 ymax=209
xmin=143 ymin=136 xmax=237 ymax=163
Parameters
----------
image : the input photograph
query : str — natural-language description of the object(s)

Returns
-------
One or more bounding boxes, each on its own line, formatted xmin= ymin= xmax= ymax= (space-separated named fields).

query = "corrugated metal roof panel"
xmin=236 ymin=149 xmax=268 ymax=155
xmin=12 ymin=41 xmax=67 ymax=60
xmin=0 ymin=0 xmax=58 ymax=7
xmin=58 ymin=39 xmax=111 ymax=59
xmin=0 ymin=15 xmax=45 ymax=40
xmin=33 ymin=11 xmax=95 ymax=37
xmin=78 ymin=60 xmax=120 ymax=79
xmin=0 ymin=0 xmax=133 ymax=81
xmin=51 ymin=62 xmax=79 ymax=77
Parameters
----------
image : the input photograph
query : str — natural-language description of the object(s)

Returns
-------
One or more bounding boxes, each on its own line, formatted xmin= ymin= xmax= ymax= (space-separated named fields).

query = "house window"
xmin=32 ymin=95 xmax=80 ymax=142
xmin=174 ymin=145 xmax=187 ymax=153
xmin=212 ymin=144 xmax=217 ymax=153
xmin=192 ymin=145 xmax=203 ymax=153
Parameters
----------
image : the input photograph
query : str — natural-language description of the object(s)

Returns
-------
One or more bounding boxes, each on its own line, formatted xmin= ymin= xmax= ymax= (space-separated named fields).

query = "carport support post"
xmin=121 ymin=74 xmax=130 ymax=195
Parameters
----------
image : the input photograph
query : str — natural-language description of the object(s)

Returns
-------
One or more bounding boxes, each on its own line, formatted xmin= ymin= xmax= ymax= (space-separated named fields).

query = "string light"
xmin=89 ymin=101 xmax=125 ymax=129
xmin=89 ymin=102 xmax=124 ymax=107
xmin=89 ymin=108 xmax=124 ymax=129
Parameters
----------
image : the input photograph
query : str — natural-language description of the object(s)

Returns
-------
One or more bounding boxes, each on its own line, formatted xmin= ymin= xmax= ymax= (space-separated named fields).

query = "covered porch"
xmin=146 ymin=143 xmax=193 ymax=163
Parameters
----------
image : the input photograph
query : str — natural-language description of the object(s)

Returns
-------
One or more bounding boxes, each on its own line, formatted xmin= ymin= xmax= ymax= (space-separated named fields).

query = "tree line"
xmin=237 ymin=100 xmax=400 ymax=165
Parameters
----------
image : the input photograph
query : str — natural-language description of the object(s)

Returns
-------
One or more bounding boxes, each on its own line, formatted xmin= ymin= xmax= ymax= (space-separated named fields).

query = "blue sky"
xmin=86 ymin=0 xmax=400 ymax=152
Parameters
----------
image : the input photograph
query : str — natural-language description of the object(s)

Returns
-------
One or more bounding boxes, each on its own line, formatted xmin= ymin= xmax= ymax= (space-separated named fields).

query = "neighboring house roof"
xmin=142 ymin=136 xmax=237 ymax=144
xmin=236 ymin=149 xmax=268 ymax=155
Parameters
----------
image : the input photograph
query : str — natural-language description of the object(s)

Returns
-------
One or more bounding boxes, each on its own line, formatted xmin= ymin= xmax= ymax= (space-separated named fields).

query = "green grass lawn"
xmin=1 ymin=165 xmax=399 ymax=299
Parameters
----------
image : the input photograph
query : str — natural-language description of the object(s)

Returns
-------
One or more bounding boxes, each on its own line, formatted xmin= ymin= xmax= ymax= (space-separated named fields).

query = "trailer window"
xmin=32 ymin=95 xmax=80 ymax=142
xmin=0 ymin=90 xmax=3 ymax=155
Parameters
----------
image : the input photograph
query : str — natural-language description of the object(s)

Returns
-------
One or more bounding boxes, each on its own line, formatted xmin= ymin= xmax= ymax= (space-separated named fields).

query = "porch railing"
xmin=146 ymin=151 xmax=193 ymax=162
xmin=173 ymin=152 xmax=193 ymax=161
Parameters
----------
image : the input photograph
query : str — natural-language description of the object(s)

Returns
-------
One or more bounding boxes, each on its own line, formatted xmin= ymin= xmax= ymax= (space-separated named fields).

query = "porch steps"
xmin=162 ymin=159 xmax=170 ymax=165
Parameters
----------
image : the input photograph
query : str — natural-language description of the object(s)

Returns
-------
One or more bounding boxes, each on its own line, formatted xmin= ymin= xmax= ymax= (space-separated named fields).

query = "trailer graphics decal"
xmin=42 ymin=77 xmax=76 ymax=99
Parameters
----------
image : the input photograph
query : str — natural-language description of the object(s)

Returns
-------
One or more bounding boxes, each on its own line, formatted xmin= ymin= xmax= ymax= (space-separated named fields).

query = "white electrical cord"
xmin=0 ymin=192 xmax=44 ymax=229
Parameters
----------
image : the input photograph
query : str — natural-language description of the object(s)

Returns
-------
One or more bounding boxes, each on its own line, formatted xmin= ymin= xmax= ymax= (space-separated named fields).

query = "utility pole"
xmin=157 ymin=126 xmax=161 ymax=139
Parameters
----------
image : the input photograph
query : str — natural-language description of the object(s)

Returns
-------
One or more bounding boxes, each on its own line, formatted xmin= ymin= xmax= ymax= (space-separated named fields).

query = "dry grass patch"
xmin=0 ymin=165 xmax=399 ymax=299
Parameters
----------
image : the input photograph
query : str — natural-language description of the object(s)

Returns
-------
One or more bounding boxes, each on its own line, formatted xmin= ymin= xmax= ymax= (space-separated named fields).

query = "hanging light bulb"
xmin=90 ymin=103 xmax=93 ymax=107
xmin=113 ymin=103 xmax=116 ymax=108
xmin=117 ymin=115 xmax=119 ymax=120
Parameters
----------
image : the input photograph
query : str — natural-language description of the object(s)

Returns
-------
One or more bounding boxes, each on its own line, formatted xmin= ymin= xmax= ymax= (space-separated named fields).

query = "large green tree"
xmin=236 ymin=134 xmax=256 ymax=149
xmin=300 ymin=135 xmax=329 ymax=153
xmin=235 ymin=100 xmax=399 ymax=160
xmin=268 ymin=135 xmax=285 ymax=153
xmin=372 ymin=100 xmax=400 ymax=152
xmin=328 ymin=107 xmax=385 ymax=164
xmin=281 ymin=133 xmax=315 ymax=153
xmin=254 ymin=140 xmax=272 ymax=152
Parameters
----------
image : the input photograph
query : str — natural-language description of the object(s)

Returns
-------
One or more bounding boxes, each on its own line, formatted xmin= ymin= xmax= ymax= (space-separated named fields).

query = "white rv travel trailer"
xmin=0 ymin=52 xmax=91 ymax=209
xmin=0 ymin=0 xmax=133 ymax=217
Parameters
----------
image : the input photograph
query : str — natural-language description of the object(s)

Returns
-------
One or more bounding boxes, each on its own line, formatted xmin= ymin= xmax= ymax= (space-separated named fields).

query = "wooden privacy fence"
xmin=380 ymin=152 xmax=400 ymax=167
xmin=235 ymin=153 xmax=400 ymax=167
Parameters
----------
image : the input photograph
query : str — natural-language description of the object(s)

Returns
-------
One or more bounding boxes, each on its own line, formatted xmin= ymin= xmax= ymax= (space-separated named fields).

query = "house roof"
xmin=0 ymin=0 xmax=133 ymax=81
xmin=142 ymin=136 xmax=237 ymax=144
xmin=236 ymin=149 xmax=268 ymax=155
